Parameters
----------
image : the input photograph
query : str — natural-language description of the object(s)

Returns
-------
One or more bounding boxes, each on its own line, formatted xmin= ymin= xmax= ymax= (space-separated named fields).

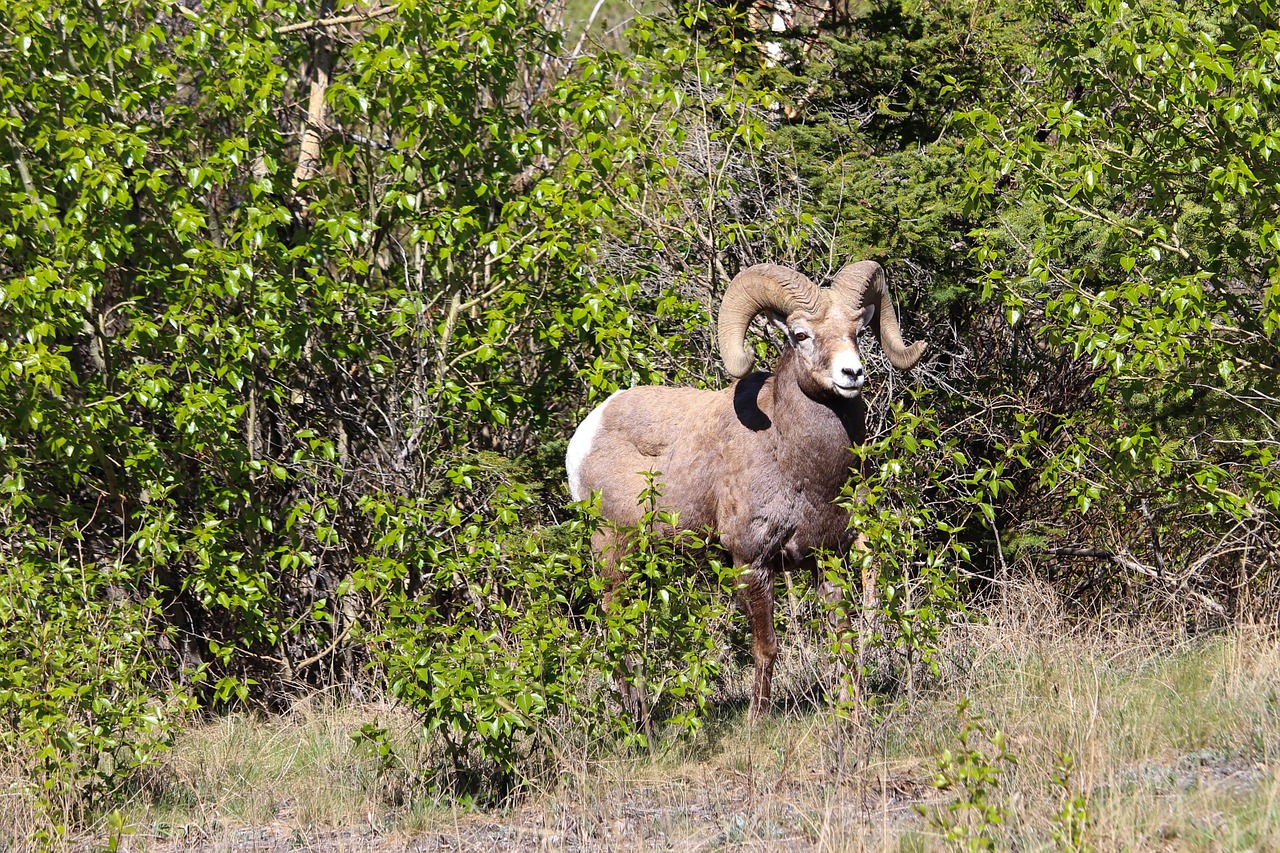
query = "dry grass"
xmin=33 ymin=590 xmax=1280 ymax=851
xmin=111 ymin=697 xmax=436 ymax=847
xmin=0 ymin=751 xmax=51 ymax=848
xmin=898 ymin=589 xmax=1280 ymax=851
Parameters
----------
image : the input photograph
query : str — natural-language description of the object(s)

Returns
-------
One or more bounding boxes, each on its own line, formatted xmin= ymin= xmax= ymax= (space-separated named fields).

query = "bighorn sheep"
xmin=566 ymin=261 xmax=926 ymax=720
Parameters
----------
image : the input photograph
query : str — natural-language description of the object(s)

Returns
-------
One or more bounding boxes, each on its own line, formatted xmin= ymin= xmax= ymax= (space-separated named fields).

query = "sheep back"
xmin=567 ymin=370 xmax=863 ymax=570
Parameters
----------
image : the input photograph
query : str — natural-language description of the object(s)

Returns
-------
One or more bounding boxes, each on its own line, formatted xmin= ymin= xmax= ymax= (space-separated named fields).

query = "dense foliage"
xmin=969 ymin=0 xmax=1280 ymax=615
xmin=1 ymin=0 xmax=1278 ymax=838
xmin=0 ymin=0 xmax=684 ymax=824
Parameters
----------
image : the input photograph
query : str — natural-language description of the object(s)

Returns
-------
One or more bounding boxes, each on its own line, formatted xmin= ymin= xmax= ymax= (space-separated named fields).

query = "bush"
xmin=364 ymin=475 xmax=740 ymax=794
xmin=0 ymin=545 xmax=190 ymax=843
xmin=600 ymin=483 xmax=741 ymax=747
xmin=967 ymin=0 xmax=1280 ymax=617
xmin=365 ymin=486 xmax=600 ymax=797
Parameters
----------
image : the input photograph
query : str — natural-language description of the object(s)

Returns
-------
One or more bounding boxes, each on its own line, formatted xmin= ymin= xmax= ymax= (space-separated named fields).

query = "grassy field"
xmin=31 ymin=590 xmax=1280 ymax=851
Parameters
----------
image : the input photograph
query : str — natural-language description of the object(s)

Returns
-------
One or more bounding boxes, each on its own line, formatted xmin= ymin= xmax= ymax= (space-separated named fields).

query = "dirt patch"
xmin=101 ymin=771 xmax=935 ymax=852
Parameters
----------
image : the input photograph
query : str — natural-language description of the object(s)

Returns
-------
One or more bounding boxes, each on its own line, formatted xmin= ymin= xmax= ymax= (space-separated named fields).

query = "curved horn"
xmin=830 ymin=261 xmax=927 ymax=370
xmin=717 ymin=264 xmax=823 ymax=377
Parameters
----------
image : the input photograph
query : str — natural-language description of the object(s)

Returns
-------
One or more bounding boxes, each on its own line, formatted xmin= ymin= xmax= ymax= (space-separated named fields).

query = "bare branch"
xmin=277 ymin=3 xmax=398 ymax=35
xmin=1047 ymin=545 xmax=1226 ymax=615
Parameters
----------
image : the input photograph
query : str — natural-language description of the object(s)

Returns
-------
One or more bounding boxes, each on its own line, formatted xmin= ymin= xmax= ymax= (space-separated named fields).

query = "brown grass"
xmin=21 ymin=587 xmax=1280 ymax=851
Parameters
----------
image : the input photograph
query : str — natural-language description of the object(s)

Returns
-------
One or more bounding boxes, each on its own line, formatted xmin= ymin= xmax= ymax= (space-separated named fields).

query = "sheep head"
xmin=717 ymin=261 xmax=926 ymax=399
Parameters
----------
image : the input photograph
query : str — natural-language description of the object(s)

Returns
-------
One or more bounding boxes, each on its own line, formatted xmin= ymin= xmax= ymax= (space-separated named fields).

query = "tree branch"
xmin=1047 ymin=545 xmax=1225 ymax=615
xmin=278 ymin=3 xmax=398 ymax=35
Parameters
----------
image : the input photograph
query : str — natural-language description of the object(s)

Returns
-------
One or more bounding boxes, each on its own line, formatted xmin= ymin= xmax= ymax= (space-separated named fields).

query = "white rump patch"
xmin=566 ymin=391 xmax=620 ymax=501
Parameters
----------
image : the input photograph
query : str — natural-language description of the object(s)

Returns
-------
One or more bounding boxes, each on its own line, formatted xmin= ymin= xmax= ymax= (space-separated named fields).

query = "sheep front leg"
xmin=819 ymin=535 xmax=875 ymax=711
xmin=739 ymin=564 xmax=778 ymax=722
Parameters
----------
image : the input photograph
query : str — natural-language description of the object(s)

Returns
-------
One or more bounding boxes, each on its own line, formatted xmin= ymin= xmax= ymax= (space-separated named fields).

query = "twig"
xmin=1139 ymin=499 xmax=1165 ymax=577
xmin=1049 ymin=192 xmax=1191 ymax=260
xmin=294 ymin=615 xmax=360 ymax=671
xmin=7 ymin=106 xmax=34 ymax=194
xmin=1047 ymin=545 xmax=1225 ymax=615
xmin=277 ymin=4 xmax=398 ymax=34
xmin=567 ymin=0 xmax=609 ymax=63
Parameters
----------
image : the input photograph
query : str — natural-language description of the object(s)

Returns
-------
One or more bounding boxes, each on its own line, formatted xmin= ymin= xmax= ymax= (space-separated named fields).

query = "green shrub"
xmin=836 ymin=395 xmax=1021 ymax=703
xmin=600 ymin=480 xmax=740 ymax=747
xmin=363 ymin=472 xmax=743 ymax=794
xmin=922 ymin=700 xmax=1018 ymax=852
xmin=0 ymin=545 xmax=190 ymax=842
xmin=357 ymin=477 xmax=595 ymax=797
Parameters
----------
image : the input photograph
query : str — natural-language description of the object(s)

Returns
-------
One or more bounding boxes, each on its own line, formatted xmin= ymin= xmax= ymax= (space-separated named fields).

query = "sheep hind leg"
xmin=598 ymin=528 xmax=651 ymax=734
xmin=739 ymin=564 xmax=778 ymax=724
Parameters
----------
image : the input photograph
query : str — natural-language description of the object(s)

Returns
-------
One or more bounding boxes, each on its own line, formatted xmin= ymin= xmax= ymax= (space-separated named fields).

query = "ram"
xmin=567 ymin=261 xmax=926 ymax=719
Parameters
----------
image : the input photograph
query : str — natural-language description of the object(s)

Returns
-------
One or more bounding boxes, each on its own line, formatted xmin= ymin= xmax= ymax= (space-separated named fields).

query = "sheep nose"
xmin=842 ymin=365 xmax=866 ymax=386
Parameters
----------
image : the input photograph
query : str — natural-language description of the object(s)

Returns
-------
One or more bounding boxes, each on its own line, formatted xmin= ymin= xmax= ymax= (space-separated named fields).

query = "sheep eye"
xmin=793 ymin=331 xmax=809 ymax=342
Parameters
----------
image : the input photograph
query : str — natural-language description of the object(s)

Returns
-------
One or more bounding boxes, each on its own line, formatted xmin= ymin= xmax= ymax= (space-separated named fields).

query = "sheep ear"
xmin=859 ymin=304 xmax=877 ymax=334
xmin=767 ymin=310 xmax=791 ymax=338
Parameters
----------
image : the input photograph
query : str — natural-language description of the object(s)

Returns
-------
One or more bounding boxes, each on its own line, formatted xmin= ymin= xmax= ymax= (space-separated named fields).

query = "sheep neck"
xmin=767 ymin=350 xmax=868 ymax=492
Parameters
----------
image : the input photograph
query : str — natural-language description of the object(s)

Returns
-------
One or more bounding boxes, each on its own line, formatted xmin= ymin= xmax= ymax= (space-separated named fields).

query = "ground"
xmin=48 ymin=596 xmax=1280 ymax=851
